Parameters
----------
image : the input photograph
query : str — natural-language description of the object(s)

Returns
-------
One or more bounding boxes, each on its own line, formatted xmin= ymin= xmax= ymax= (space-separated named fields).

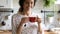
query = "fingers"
xmin=37 ymin=16 xmax=41 ymax=23
xmin=24 ymin=17 xmax=29 ymax=22
xmin=38 ymin=18 xmax=41 ymax=23
xmin=21 ymin=17 xmax=29 ymax=24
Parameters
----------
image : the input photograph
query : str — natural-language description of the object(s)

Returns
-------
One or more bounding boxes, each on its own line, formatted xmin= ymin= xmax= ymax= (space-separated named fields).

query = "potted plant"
xmin=43 ymin=0 xmax=56 ymax=7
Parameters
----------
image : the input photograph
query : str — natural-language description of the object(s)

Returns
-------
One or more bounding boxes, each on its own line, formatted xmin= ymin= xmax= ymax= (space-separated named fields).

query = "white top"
xmin=12 ymin=13 xmax=41 ymax=34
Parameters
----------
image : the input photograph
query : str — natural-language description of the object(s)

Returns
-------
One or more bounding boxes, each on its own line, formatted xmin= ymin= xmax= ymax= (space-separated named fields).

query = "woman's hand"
xmin=36 ymin=16 xmax=42 ymax=34
xmin=36 ymin=16 xmax=41 ymax=24
xmin=17 ymin=17 xmax=29 ymax=34
xmin=20 ymin=17 xmax=29 ymax=25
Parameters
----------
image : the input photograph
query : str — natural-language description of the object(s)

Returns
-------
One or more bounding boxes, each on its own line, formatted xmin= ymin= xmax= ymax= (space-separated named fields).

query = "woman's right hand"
xmin=20 ymin=17 xmax=29 ymax=25
xmin=17 ymin=17 xmax=29 ymax=34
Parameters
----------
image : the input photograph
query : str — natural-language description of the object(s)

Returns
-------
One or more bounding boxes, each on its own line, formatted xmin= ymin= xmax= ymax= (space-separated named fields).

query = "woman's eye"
xmin=31 ymin=2 xmax=33 ymax=4
xmin=25 ymin=2 xmax=29 ymax=4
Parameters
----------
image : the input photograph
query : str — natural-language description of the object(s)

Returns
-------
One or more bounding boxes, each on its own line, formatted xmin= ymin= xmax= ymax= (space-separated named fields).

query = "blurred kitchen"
xmin=0 ymin=0 xmax=60 ymax=34
xmin=0 ymin=0 xmax=13 ymax=34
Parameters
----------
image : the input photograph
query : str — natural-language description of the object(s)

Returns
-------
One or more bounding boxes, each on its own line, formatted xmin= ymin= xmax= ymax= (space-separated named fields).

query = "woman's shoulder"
xmin=12 ymin=13 xmax=23 ymax=19
xmin=12 ymin=13 xmax=18 ymax=18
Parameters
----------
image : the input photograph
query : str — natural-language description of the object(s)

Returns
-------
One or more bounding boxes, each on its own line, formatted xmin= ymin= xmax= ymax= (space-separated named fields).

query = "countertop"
xmin=44 ymin=31 xmax=56 ymax=34
xmin=0 ymin=30 xmax=12 ymax=34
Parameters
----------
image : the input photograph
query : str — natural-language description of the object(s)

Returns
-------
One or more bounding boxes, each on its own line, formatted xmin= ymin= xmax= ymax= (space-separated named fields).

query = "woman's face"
xmin=23 ymin=0 xmax=34 ymax=11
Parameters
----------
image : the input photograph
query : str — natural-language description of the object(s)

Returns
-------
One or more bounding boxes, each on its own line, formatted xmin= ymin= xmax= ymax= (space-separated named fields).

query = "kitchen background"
xmin=0 ymin=0 xmax=60 ymax=34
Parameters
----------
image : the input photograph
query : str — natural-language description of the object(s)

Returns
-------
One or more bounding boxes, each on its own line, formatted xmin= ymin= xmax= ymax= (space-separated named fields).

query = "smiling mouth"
xmin=27 ymin=7 xmax=32 ymax=9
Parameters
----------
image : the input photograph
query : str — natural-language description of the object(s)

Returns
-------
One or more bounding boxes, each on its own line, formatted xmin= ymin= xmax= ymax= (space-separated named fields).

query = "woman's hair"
xmin=19 ymin=0 xmax=36 ymax=12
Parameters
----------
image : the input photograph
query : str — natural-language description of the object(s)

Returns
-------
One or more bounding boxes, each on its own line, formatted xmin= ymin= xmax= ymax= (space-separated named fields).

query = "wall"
xmin=0 ymin=0 xmax=13 ymax=8
xmin=13 ymin=0 xmax=60 ymax=13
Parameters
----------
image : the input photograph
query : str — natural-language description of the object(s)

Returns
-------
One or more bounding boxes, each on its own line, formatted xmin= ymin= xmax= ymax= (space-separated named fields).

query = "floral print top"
xmin=12 ymin=13 xmax=40 ymax=34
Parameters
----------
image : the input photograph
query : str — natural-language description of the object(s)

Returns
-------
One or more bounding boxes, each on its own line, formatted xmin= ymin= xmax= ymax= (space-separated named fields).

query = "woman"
xmin=12 ymin=0 xmax=42 ymax=34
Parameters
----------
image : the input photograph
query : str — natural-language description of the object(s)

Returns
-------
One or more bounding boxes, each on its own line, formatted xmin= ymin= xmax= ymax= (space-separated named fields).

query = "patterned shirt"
xmin=12 ymin=13 xmax=40 ymax=34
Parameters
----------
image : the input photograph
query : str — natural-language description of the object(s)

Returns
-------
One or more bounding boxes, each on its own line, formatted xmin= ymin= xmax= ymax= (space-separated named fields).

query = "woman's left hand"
xmin=36 ymin=16 xmax=41 ymax=24
xmin=36 ymin=16 xmax=42 ymax=34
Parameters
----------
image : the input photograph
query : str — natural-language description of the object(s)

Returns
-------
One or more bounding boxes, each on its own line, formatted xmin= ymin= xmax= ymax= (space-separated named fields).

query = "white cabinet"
xmin=0 ymin=8 xmax=13 ymax=30
xmin=0 ymin=0 xmax=13 ymax=8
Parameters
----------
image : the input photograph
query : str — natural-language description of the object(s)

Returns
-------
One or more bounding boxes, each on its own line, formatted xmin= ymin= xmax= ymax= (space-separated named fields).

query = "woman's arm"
xmin=16 ymin=22 xmax=23 ymax=34
xmin=37 ymin=17 xmax=42 ymax=34
xmin=38 ymin=23 xmax=42 ymax=34
xmin=12 ymin=15 xmax=24 ymax=34
xmin=16 ymin=17 xmax=29 ymax=34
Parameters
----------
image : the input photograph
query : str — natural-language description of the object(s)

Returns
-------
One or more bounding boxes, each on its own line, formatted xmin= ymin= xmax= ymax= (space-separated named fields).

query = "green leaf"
xmin=43 ymin=0 xmax=56 ymax=7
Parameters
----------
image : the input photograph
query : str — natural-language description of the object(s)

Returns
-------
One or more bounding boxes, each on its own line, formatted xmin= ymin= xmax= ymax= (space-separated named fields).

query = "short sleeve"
xmin=12 ymin=14 xmax=18 ymax=34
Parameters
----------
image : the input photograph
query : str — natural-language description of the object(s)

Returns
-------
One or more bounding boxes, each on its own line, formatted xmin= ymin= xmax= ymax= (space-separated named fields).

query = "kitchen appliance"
xmin=0 ymin=8 xmax=13 ymax=30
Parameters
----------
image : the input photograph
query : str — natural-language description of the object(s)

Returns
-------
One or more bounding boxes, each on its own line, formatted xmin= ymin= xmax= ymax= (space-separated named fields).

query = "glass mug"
xmin=29 ymin=17 xmax=36 ymax=22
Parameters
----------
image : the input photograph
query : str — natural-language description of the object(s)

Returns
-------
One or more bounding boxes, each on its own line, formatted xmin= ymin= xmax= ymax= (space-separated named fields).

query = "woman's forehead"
xmin=25 ymin=0 xmax=34 ymax=2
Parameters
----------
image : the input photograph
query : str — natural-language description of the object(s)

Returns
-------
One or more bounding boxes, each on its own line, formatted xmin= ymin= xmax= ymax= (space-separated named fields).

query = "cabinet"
xmin=0 ymin=0 xmax=13 ymax=8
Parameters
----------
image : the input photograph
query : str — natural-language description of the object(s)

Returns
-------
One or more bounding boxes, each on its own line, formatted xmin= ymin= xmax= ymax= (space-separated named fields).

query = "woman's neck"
xmin=18 ymin=10 xmax=31 ymax=16
xmin=22 ymin=11 xmax=31 ymax=16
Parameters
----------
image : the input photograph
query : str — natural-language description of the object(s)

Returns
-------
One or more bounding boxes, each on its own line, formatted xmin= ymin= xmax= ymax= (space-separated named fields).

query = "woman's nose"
xmin=28 ymin=3 xmax=31 ymax=7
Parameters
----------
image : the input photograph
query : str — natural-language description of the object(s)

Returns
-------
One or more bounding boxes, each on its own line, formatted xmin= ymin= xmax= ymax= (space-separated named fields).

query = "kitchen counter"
xmin=44 ymin=30 xmax=57 ymax=34
xmin=0 ymin=30 xmax=12 ymax=34
xmin=44 ymin=31 xmax=56 ymax=34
